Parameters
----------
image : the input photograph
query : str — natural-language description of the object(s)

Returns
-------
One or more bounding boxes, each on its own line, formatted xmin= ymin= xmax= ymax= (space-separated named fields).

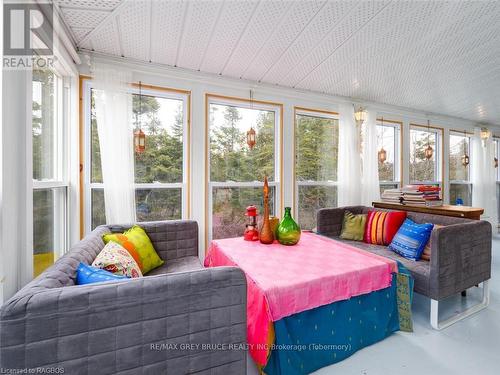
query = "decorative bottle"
xmin=259 ymin=176 xmax=274 ymax=244
xmin=277 ymin=207 xmax=301 ymax=246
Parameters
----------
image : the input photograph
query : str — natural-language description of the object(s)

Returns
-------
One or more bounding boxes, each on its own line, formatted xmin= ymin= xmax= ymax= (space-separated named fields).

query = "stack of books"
xmin=401 ymin=185 xmax=442 ymax=207
xmin=381 ymin=188 xmax=403 ymax=203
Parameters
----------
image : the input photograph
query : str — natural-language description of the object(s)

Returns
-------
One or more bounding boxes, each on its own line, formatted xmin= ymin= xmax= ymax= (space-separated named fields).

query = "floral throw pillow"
xmin=92 ymin=241 xmax=143 ymax=278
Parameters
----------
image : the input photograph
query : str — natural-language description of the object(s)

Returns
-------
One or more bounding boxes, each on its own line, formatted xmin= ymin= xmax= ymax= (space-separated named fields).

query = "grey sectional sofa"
xmin=0 ymin=220 xmax=247 ymax=374
xmin=317 ymin=206 xmax=492 ymax=330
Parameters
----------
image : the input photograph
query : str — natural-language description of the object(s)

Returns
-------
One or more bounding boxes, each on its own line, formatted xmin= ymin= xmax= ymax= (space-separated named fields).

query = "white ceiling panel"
xmin=200 ymin=0 xmax=260 ymax=74
xmin=60 ymin=7 xmax=109 ymax=29
xmin=63 ymin=0 xmax=500 ymax=125
xmin=87 ymin=17 xmax=120 ymax=56
xmin=222 ymin=0 xmax=291 ymax=77
xmin=175 ymin=1 xmax=224 ymax=70
xmin=241 ymin=0 xmax=327 ymax=82
xmin=117 ymin=0 xmax=150 ymax=61
xmin=261 ymin=0 xmax=356 ymax=84
xmin=150 ymin=0 xmax=186 ymax=66
xmin=55 ymin=0 xmax=122 ymax=10
xmin=70 ymin=27 xmax=93 ymax=43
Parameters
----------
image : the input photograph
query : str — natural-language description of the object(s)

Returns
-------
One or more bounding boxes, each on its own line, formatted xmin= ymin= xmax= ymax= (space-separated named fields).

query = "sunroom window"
xmin=449 ymin=132 xmax=471 ymax=205
xmin=295 ymin=109 xmax=338 ymax=230
xmin=208 ymin=96 xmax=281 ymax=240
xmin=409 ymin=124 xmax=442 ymax=191
xmin=377 ymin=120 xmax=401 ymax=194
xmin=86 ymin=85 xmax=189 ymax=231
xmin=32 ymin=68 xmax=68 ymax=277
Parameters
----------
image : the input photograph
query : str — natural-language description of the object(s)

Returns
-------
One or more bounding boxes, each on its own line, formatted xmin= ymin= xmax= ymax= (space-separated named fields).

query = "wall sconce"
xmin=480 ymin=127 xmax=491 ymax=141
xmin=354 ymin=106 xmax=366 ymax=126
xmin=480 ymin=127 xmax=491 ymax=147
xmin=494 ymin=157 xmax=498 ymax=168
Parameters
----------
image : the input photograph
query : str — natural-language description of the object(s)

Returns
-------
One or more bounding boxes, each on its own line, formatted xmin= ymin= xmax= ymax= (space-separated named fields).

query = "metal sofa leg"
xmin=430 ymin=280 xmax=490 ymax=330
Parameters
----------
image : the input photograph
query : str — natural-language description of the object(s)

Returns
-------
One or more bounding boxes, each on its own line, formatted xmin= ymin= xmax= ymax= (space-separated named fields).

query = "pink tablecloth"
xmin=204 ymin=232 xmax=397 ymax=365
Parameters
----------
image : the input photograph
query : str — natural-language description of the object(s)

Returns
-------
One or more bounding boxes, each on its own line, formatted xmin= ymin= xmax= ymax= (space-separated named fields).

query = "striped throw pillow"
xmin=389 ymin=218 xmax=434 ymax=261
xmin=364 ymin=210 xmax=407 ymax=246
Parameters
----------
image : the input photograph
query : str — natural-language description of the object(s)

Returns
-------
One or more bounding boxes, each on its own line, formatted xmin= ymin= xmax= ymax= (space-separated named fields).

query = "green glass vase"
xmin=277 ymin=207 xmax=301 ymax=246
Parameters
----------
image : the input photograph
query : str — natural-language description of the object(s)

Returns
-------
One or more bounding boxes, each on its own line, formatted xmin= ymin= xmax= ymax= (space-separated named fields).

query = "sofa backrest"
xmin=362 ymin=207 xmax=473 ymax=226
xmin=105 ymin=220 xmax=198 ymax=261
xmin=2 ymin=220 xmax=199 ymax=312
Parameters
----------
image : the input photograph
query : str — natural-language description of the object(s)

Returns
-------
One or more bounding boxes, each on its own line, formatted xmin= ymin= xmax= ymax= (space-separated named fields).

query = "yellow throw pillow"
xmin=103 ymin=225 xmax=164 ymax=274
xmin=340 ymin=211 xmax=367 ymax=241
xmin=92 ymin=241 xmax=143 ymax=278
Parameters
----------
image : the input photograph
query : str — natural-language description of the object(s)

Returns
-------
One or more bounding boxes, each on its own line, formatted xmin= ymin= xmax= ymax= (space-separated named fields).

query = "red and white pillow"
xmin=92 ymin=241 xmax=143 ymax=278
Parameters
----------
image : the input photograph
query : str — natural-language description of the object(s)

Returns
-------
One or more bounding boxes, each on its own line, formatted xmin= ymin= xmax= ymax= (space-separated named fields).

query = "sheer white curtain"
xmin=361 ymin=109 xmax=380 ymax=206
xmin=338 ymin=104 xmax=362 ymax=206
xmin=471 ymin=127 xmax=497 ymax=226
xmin=93 ymin=66 xmax=136 ymax=224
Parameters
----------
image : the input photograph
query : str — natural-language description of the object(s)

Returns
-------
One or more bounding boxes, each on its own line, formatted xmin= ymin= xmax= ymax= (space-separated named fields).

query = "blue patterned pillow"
xmin=76 ymin=262 xmax=129 ymax=285
xmin=388 ymin=219 xmax=434 ymax=261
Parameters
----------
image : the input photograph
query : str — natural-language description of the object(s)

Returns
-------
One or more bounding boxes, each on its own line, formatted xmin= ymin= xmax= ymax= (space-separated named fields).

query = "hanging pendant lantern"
xmin=378 ymin=147 xmax=387 ymax=164
xmin=134 ymin=81 xmax=146 ymax=154
xmin=247 ymin=89 xmax=257 ymax=150
xmin=461 ymin=130 xmax=469 ymax=167
xmin=247 ymin=127 xmax=256 ymax=149
xmin=461 ymin=154 xmax=470 ymax=167
xmin=134 ymin=128 xmax=146 ymax=153
xmin=378 ymin=117 xmax=387 ymax=164
xmin=424 ymin=120 xmax=433 ymax=160
xmin=424 ymin=144 xmax=434 ymax=160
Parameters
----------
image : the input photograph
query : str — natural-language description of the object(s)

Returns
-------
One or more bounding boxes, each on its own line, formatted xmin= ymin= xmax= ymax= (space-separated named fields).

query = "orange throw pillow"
xmin=364 ymin=210 xmax=407 ymax=246
xmin=421 ymin=224 xmax=444 ymax=261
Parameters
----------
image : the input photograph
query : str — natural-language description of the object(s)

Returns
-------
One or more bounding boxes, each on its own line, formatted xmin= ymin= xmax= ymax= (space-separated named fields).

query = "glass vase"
xmin=277 ymin=207 xmax=301 ymax=246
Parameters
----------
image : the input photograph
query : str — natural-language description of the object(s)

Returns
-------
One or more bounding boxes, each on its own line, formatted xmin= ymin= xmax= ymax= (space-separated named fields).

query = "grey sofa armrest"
xmin=429 ymin=220 xmax=492 ymax=300
xmin=316 ymin=206 xmax=367 ymax=237
xmin=0 ymin=267 xmax=247 ymax=374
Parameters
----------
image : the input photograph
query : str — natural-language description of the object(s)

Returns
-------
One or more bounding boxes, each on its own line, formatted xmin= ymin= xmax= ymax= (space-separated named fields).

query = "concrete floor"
xmin=248 ymin=235 xmax=500 ymax=375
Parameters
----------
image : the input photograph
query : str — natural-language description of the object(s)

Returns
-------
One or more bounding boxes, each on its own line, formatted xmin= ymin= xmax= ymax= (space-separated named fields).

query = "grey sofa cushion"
xmin=317 ymin=206 xmax=492 ymax=300
xmin=147 ymin=256 xmax=203 ymax=276
xmin=334 ymin=237 xmax=430 ymax=296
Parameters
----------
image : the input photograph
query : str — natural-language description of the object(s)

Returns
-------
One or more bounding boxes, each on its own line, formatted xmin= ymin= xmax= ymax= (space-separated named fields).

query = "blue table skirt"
xmin=263 ymin=266 xmax=413 ymax=375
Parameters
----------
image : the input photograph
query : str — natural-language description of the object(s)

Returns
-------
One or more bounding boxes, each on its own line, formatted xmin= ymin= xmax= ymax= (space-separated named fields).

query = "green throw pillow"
xmin=340 ymin=211 xmax=367 ymax=241
xmin=103 ymin=225 xmax=164 ymax=274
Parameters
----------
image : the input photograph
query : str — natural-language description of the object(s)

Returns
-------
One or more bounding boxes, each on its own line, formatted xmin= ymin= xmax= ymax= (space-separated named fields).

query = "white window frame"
xmin=32 ymin=69 xmax=69 ymax=263
xmin=377 ymin=121 xmax=401 ymax=192
xmin=449 ymin=131 xmax=472 ymax=205
xmin=207 ymin=96 xmax=281 ymax=243
xmin=294 ymin=109 xmax=338 ymax=225
xmin=409 ymin=125 xmax=442 ymax=186
xmin=83 ymin=81 xmax=190 ymax=233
